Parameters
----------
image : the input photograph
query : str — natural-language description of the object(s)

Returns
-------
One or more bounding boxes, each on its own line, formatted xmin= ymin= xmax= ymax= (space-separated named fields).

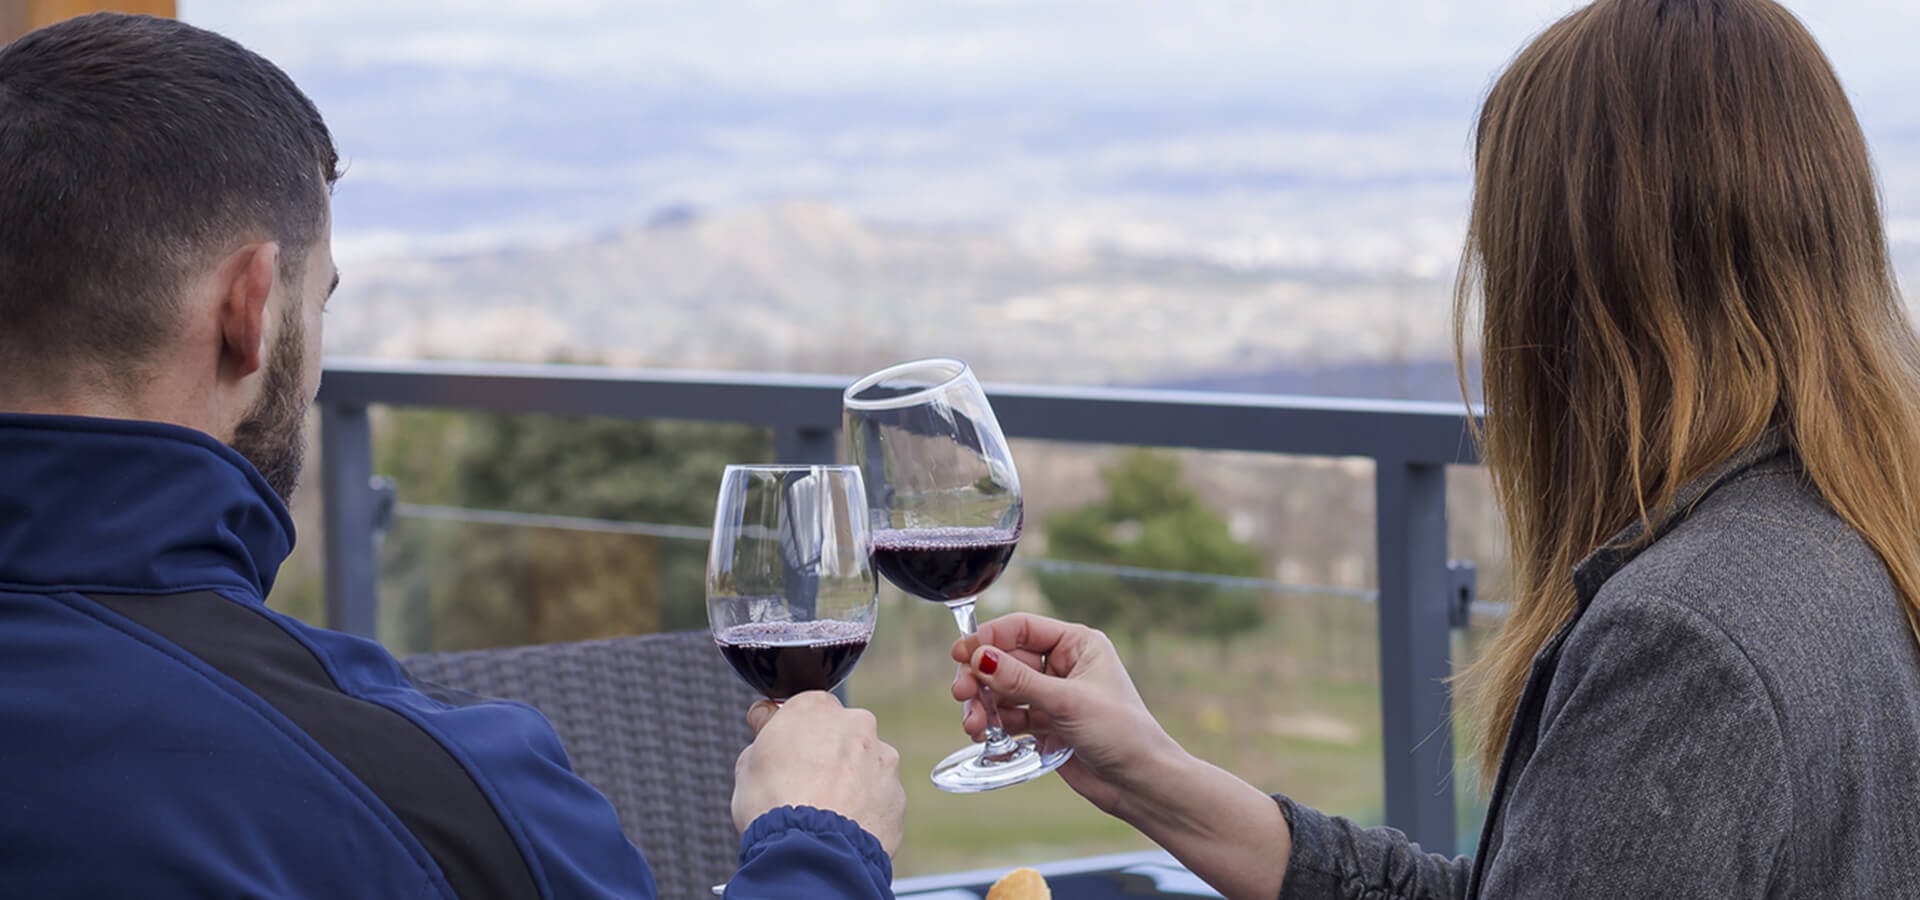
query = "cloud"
xmin=177 ymin=0 xmax=1920 ymax=272
xmin=182 ymin=2 xmax=1567 ymax=91
xmin=183 ymin=0 xmax=1920 ymax=110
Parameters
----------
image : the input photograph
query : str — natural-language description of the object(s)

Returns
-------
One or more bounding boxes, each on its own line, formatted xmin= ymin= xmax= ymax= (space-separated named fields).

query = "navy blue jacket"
xmin=0 ymin=414 xmax=893 ymax=898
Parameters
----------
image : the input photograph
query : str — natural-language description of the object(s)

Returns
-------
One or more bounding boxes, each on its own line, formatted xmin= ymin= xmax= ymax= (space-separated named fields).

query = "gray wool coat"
xmin=1277 ymin=434 xmax=1920 ymax=898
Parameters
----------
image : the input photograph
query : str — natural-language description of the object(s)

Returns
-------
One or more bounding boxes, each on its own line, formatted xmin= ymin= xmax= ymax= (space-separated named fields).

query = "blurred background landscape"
xmin=180 ymin=0 xmax=1920 ymax=875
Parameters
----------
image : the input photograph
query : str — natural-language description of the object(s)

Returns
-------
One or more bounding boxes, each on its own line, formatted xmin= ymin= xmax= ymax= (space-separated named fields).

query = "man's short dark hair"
xmin=0 ymin=13 xmax=339 ymax=380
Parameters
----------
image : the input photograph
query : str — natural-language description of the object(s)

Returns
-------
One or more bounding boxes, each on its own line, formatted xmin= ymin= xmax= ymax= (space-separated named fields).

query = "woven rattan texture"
xmin=404 ymin=630 xmax=756 ymax=898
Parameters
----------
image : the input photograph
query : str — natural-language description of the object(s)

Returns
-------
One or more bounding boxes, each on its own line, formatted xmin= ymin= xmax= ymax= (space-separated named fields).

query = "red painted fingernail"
xmin=979 ymin=649 xmax=1000 ymax=675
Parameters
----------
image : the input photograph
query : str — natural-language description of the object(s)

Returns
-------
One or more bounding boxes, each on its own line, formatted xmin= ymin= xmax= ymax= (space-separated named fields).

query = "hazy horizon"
xmin=164 ymin=1 xmax=1920 ymax=391
xmin=180 ymin=1 xmax=1920 ymax=272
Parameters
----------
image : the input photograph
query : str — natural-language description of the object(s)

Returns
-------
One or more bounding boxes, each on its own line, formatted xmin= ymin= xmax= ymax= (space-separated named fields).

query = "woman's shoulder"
xmin=1600 ymin=461 xmax=1895 ymax=639
xmin=1564 ymin=461 xmax=1920 ymax=885
xmin=1582 ymin=459 xmax=1919 ymax=722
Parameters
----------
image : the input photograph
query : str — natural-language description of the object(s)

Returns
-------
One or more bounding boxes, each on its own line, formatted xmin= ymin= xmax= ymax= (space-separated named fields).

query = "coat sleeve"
xmin=725 ymin=806 xmax=894 ymax=899
xmin=1273 ymin=590 xmax=1793 ymax=899
xmin=1275 ymin=796 xmax=1471 ymax=900
xmin=1475 ymin=592 xmax=1791 ymax=897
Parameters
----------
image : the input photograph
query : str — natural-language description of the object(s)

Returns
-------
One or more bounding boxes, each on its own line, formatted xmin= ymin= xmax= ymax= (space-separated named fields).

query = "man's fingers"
xmin=747 ymin=691 xmax=845 ymax=736
xmin=781 ymin=690 xmax=844 ymax=712
xmin=746 ymin=700 xmax=780 ymax=735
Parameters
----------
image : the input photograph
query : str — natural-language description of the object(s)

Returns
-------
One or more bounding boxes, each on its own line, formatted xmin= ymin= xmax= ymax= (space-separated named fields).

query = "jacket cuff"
xmin=741 ymin=805 xmax=894 ymax=885
xmin=1274 ymin=794 xmax=1346 ymax=899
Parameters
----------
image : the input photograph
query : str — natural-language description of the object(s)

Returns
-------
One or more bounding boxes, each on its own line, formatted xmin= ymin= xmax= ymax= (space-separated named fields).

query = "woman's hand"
xmin=952 ymin=613 xmax=1292 ymax=900
xmin=949 ymin=613 xmax=1183 ymax=817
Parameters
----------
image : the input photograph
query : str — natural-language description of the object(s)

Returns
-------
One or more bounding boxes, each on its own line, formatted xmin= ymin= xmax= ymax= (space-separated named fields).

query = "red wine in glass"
xmin=714 ymin=618 xmax=871 ymax=701
xmin=870 ymin=526 xmax=1021 ymax=604
xmin=705 ymin=465 xmax=876 ymax=894
xmin=845 ymin=358 xmax=1072 ymax=793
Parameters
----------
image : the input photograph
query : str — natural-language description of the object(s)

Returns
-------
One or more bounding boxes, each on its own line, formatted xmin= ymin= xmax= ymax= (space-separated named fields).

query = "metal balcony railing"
xmin=315 ymin=358 xmax=1482 ymax=854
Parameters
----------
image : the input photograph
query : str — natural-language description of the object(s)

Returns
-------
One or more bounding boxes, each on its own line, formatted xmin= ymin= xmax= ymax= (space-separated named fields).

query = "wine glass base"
xmin=930 ymin=736 xmax=1073 ymax=793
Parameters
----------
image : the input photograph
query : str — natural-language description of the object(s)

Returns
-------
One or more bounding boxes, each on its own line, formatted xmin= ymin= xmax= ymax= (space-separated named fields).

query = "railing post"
xmin=774 ymin=424 xmax=838 ymax=466
xmin=321 ymin=402 xmax=381 ymax=638
xmin=1374 ymin=459 xmax=1457 ymax=853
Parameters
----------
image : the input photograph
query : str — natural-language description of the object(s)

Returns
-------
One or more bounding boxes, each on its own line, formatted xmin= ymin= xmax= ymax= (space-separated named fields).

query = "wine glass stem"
xmin=951 ymin=599 xmax=1020 ymax=760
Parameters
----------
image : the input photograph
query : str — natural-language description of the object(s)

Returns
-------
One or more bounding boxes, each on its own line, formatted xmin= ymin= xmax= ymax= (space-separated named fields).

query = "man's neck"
xmin=0 ymin=380 xmax=222 ymax=438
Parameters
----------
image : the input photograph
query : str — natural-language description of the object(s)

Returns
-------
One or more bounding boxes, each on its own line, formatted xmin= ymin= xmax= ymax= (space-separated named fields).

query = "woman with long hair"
xmin=950 ymin=0 xmax=1920 ymax=895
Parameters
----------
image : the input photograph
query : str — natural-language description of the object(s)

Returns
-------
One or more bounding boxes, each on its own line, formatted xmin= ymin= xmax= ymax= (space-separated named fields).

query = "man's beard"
xmin=229 ymin=305 xmax=310 ymax=505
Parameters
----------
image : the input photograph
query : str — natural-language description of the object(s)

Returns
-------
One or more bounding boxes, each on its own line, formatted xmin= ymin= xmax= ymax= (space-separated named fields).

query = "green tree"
xmin=1036 ymin=450 xmax=1267 ymax=658
xmin=375 ymin=410 xmax=772 ymax=652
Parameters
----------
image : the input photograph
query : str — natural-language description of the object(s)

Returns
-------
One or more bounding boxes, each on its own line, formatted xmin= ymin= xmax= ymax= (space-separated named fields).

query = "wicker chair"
xmin=403 ymin=630 xmax=756 ymax=899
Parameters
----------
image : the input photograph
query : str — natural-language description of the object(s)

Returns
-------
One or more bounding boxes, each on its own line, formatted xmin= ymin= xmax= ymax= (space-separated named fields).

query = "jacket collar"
xmin=1571 ymin=430 xmax=1791 ymax=607
xmin=0 ymin=414 xmax=293 ymax=599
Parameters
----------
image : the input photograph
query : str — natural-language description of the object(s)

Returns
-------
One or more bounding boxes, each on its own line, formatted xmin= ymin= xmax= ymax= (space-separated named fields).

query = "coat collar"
xmin=0 ymin=413 xmax=294 ymax=599
xmin=1571 ymin=430 xmax=1791 ymax=607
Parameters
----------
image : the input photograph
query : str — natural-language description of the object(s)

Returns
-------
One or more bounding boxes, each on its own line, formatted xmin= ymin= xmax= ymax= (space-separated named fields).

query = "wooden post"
xmin=0 ymin=0 xmax=175 ymax=43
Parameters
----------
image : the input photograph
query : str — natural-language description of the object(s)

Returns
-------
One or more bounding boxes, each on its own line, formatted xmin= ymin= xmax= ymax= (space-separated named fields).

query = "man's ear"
xmin=217 ymin=242 xmax=280 ymax=380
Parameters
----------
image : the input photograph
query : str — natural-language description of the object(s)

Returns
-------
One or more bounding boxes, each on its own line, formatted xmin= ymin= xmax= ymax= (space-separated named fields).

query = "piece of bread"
xmin=984 ymin=867 xmax=1049 ymax=900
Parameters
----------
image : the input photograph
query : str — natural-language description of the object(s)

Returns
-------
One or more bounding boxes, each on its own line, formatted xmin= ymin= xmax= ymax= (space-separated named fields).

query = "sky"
xmin=178 ymin=1 xmax=1920 ymax=271
xmin=182 ymin=1 xmax=1919 ymax=96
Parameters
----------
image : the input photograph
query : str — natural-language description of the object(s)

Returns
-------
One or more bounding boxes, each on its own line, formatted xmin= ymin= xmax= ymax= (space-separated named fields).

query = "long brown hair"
xmin=1457 ymin=0 xmax=1920 ymax=777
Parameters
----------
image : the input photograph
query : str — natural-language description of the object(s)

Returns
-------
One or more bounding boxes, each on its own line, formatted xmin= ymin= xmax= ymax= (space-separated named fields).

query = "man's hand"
xmin=732 ymin=692 xmax=906 ymax=854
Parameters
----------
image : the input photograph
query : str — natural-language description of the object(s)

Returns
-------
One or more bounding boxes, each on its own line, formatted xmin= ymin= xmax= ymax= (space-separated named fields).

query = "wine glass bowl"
xmin=845 ymin=358 xmax=1072 ymax=793
xmin=706 ymin=465 xmax=877 ymax=702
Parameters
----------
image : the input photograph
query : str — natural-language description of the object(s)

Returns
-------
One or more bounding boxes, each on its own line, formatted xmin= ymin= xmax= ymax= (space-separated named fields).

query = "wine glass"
xmin=706 ymin=465 xmax=875 ymax=896
xmin=844 ymin=358 xmax=1072 ymax=793
xmin=707 ymin=465 xmax=878 ymax=704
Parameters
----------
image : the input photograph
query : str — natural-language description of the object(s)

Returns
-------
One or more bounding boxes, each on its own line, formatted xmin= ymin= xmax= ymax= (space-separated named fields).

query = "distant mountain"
xmin=212 ymin=0 xmax=1920 ymax=390
xmin=1155 ymin=359 xmax=1479 ymax=404
xmin=324 ymin=201 xmax=1460 ymax=386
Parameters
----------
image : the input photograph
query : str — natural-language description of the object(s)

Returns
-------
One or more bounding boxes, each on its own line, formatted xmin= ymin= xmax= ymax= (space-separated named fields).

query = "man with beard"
xmin=0 ymin=14 xmax=903 ymax=899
